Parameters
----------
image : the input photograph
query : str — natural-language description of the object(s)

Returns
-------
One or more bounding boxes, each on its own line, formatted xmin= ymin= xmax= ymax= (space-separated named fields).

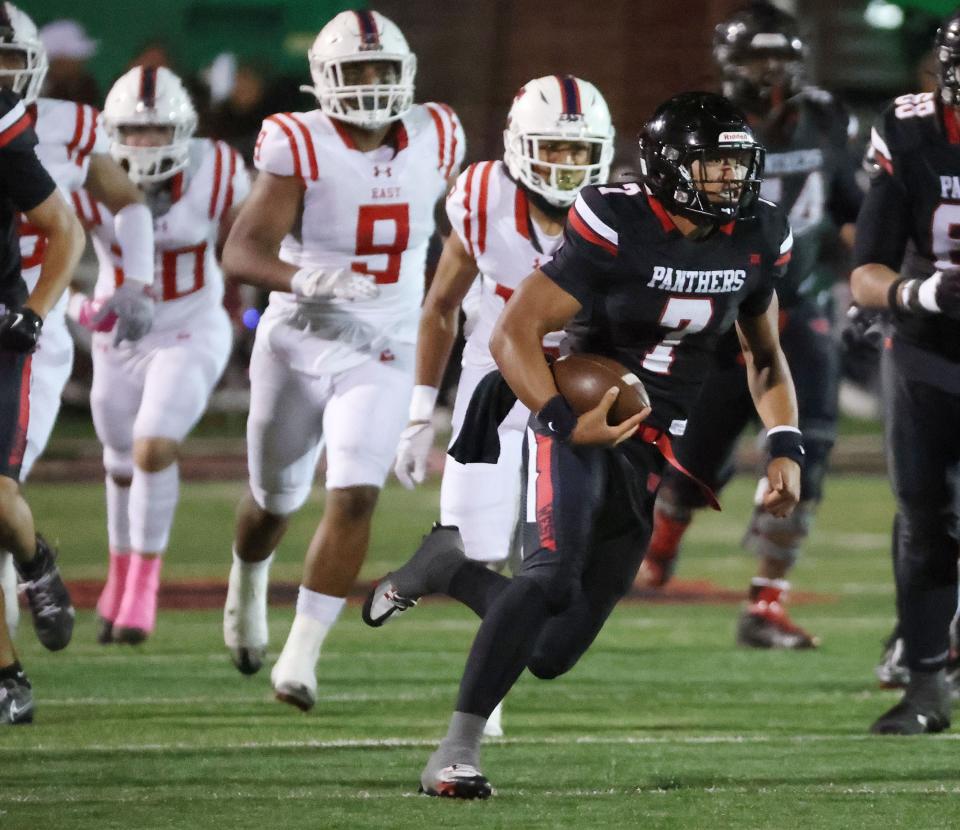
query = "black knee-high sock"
xmin=455 ymin=576 xmax=551 ymax=717
xmin=447 ymin=559 xmax=510 ymax=618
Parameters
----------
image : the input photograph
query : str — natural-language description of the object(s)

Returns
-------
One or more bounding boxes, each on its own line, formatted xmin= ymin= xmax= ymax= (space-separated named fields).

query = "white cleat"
xmin=483 ymin=702 xmax=504 ymax=737
xmin=223 ymin=553 xmax=272 ymax=676
xmin=270 ymin=614 xmax=324 ymax=712
xmin=0 ymin=552 xmax=18 ymax=639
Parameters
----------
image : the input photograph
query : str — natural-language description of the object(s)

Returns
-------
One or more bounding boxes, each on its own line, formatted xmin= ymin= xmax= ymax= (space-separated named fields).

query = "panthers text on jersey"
xmin=446 ymin=160 xmax=564 ymax=363
xmin=754 ymin=88 xmax=862 ymax=308
xmin=253 ymin=102 xmax=464 ymax=358
xmin=73 ymin=138 xmax=250 ymax=330
xmin=855 ymin=92 xmax=960 ymax=363
xmin=18 ymin=98 xmax=107 ymax=291
xmin=541 ymin=183 xmax=792 ymax=431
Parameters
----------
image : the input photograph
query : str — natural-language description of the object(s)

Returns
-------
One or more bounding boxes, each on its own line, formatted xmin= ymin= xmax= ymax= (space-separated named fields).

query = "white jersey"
xmin=253 ymin=103 xmax=464 ymax=362
xmin=446 ymin=160 xmax=564 ymax=364
xmin=19 ymin=98 xmax=109 ymax=290
xmin=76 ymin=138 xmax=250 ymax=331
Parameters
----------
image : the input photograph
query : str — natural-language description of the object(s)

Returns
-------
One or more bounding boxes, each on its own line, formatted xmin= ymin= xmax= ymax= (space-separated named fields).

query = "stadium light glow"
xmin=865 ymin=0 xmax=906 ymax=29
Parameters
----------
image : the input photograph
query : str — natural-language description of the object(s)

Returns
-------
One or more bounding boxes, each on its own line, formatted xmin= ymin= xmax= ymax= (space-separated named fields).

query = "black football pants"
xmin=882 ymin=346 xmax=960 ymax=673
xmin=452 ymin=422 xmax=663 ymax=717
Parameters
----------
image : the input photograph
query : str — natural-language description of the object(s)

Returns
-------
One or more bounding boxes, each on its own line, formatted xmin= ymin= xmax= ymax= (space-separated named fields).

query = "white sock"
xmin=0 ymin=552 xmax=18 ymax=638
xmin=129 ymin=464 xmax=179 ymax=553
xmin=105 ymin=475 xmax=131 ymax=552
xmin=295 ymin=586 xmax=346 ymax=626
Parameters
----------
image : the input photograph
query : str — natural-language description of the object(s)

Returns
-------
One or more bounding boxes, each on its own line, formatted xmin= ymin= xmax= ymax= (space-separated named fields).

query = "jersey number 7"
xmin=352 ymin=204 xmax=410 ymax=284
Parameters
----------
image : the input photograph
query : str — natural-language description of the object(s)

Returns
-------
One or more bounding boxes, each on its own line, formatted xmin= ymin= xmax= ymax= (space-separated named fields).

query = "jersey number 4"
xmin=642 ymin=297 xmax=714 ymax=375
xmin=352 ymin=204 xmax=410 ymax=284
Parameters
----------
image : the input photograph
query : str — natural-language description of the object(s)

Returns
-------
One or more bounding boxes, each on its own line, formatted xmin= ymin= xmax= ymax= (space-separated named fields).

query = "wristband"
xmin=766 ymin=425 xmax=805 ymax=468
xmin=537 ymin=394 xmax=578 ymax=442
xmin=409 ymin=385 xmax=438 ymax=422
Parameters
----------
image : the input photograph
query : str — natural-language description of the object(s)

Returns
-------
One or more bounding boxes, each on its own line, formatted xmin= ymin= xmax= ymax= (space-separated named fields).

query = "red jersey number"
xmin=352 ymin=204 xmax=410 ymax=285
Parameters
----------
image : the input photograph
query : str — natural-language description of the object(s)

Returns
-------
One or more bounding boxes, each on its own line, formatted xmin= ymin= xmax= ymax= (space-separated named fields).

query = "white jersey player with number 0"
xmin=221 ymin=9 xmax=464 ymax=710
xmin=83 ymin=65 xmax=249 ymax=647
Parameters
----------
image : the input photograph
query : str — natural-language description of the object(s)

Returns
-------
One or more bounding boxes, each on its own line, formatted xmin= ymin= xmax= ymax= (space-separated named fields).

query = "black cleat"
xmin=0 ymin=676 xmax=34 ymax=725
xmin=870 ymin=671 xmax=951 ymax=735
xmin=419 ymin=764 xmax=493 ymax=799
xmin=15 ymin=536 xmax=75 ymax=652
xmin=95 ymin=616 xmax=114 ymax=646
xmin=362 ymin=524 xmax=465 ymax=628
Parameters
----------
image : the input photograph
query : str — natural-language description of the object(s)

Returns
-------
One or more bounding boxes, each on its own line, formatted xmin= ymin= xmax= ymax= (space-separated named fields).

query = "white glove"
xmin=93 ymin=282 xmax=155 ymax=344
xmin=394 ymin=421 xmax=435 ymax=490
xmin=290 ymin=267 xmax=379 ymax=302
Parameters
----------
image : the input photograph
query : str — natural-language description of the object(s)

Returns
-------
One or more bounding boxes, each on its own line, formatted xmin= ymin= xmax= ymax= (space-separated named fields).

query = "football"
xmin=551 ymin=353 xmax=651 ymax=424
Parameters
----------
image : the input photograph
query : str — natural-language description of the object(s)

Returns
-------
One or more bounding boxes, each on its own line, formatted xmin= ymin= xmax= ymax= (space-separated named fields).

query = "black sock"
xmin=15 ymin=541 xmax=46 ymax=581
xmin=447 ymin=560 xmax=510 ymax=618
xmin=0 ymin=660 xmax=28 ymax=685
xmin=455 ymin=576 xmax=551 ymax=716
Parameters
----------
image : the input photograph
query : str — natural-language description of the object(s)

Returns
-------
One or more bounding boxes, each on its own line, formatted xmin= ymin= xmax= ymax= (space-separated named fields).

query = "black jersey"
xmin=0 ymin=89 xmax=56 ymax=311
xmin=854 ymin=92 xmax=960 ymax=362
xmin=541 ymin=183 xmax=792 ymax=430
xmin=758 ymin=88 xmax=862 ymax=307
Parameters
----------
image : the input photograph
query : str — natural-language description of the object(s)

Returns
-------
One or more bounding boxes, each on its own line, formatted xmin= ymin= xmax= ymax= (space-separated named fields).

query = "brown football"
xmin=551 ymin=353 xmax=651 ymax=424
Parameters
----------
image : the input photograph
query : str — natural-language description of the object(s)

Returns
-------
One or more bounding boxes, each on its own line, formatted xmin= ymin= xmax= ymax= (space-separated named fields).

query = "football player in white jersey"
xmin=221 ymin=9 xmax=464 ymax=710
xmin=75 ymin=66 xmax=249 ymax=645
xmin=391 ymin=75 xmax=614 ymax=735
xmin=0 ymin=2 xmax=155 ymax=638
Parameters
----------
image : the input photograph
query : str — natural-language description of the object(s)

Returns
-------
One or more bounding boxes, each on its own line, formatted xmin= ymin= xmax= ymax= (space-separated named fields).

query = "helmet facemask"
xmin=305 ymin=52 xmax=416 ymax=130
xmin=641 ymin=139 xmax=765 ymax=228
xmin=721 ymin=49 xmax=804 ymax=115
xmin=110 ymin=121 xmax=195 ymax=185
xmin=506 ymin=132 xmax=613 ymax=208
xmin=0 ymin=30 xmax=47 ymax=104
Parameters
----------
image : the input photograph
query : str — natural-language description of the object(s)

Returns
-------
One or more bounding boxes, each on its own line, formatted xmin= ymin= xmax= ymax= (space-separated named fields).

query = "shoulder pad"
xmin=568 ymin=185 xmax=624 ymax=256
xmin=423 ymin=102 xmax=466 ymax=179
xmin=254 ymin=112 xmax=320 ymax=181
xmin=0 ymin=93 xmax=35 ymax=151
xmin=446 ymin=160 xmax=504 ymax=258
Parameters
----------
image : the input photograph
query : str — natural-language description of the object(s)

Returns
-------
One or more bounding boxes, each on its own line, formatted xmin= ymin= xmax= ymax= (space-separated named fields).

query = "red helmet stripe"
xmin=354 ymin=10 xmax=380 ymax=46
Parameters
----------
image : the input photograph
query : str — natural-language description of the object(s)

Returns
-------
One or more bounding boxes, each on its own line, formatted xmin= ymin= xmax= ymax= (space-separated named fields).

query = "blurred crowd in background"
xmin=26 ymin=0 xmax=960 ymax=423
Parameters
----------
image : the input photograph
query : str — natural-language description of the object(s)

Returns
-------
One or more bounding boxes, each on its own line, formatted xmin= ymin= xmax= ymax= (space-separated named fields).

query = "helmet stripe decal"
xmin=556 ymin=75 xmax=582 ymax=115
xmin=140 ymin=66 xmax=158 ymax=109
xmin=355 ymin=10 xmax=380 ymax=47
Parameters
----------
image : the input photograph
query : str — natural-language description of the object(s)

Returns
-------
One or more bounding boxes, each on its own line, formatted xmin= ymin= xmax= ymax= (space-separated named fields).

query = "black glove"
xmin=0 ymin=307 xmax=43 ymax=353
xmin=842 ymin=304 xmax=886 ymax=354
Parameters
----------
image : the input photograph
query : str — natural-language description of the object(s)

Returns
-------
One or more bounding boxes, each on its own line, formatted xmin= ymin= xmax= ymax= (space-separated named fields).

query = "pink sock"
xmin=114 ymin=553 xmax=163 ymax=633
xmin=96 ymin=549 xmax=131 ymax=622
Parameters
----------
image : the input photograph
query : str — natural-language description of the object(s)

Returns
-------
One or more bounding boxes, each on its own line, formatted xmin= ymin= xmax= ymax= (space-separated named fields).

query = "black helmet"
xmin=713 ymin=2 xmax=806 ymax=115
xmin=638 ymin=92 xmax=765 ymax=229
xmin=936 ymin=10 xmax=960 ymax=106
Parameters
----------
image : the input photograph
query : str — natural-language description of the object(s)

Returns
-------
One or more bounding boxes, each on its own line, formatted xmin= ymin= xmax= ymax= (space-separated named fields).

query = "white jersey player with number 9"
xmin=390 ymin=74 xmax=614 ymax=737
xmin=84 ymin=66 xmax=249 ymax=646
xmin=222 ymin=9 xmax=464 ymax=709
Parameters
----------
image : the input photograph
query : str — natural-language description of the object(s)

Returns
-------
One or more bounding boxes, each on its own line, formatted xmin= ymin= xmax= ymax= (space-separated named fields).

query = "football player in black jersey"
xmin=638 ymin=1 xmax=863 ymax=650
xmin=363 ymin=92 xmax=802 ymax=797
xmin=852 ymin=10 xmax=960 ymax=735
xmin=0 ymin=87 xmax=84 ymax=724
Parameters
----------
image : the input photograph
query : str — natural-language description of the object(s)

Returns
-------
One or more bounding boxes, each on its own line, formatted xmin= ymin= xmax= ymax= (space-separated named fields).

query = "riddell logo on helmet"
xmin=719 ymin=131 xmax=753 ymax=144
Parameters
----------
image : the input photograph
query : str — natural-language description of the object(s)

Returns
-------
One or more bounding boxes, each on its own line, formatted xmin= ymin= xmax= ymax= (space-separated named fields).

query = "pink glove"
xmin=67 ymin=294 xmax=117 ymax=333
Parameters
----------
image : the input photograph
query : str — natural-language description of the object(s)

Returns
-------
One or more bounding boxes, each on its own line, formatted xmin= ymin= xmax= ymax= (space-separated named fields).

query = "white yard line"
xmin=5 ymin=732 xmax=960 ymax=755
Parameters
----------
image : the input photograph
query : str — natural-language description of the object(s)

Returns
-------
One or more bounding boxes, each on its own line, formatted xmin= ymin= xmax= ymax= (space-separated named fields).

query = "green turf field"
xmin=4 ymin=474 xmax=958 ymax=829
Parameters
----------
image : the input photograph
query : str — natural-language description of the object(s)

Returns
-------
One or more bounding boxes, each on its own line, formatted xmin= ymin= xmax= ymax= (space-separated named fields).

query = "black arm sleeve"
xmin=852 ymin=170 xmax=911 ymax=271
xmin=827 ymin=150 xmax=864 ymax=227
xmin=0 ymin=148 xmax=56 ymax=214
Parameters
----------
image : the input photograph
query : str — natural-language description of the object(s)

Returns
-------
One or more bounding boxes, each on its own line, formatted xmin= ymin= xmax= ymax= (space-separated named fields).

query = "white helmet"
xmin=0 ymin=3 xmax=47 ymax=104
xmin=504 ymin=75 xmax=615 ymax=207
xmin=102 ymin=66 xmax=198 ymax=185
xmin=300 ymin=9 xmax=416 ymax=130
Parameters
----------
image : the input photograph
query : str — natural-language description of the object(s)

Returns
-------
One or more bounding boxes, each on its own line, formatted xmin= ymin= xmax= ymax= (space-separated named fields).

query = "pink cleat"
xmin=112 ymin=554 xmax=162 ymax=645
xmin=96 ymin=549 xmax=131 ymax=645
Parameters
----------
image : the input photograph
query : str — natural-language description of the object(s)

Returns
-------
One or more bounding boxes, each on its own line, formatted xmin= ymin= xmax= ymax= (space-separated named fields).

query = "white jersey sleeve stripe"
xmin=573 ymin=192 xmax=618 ymax=246
xmin=0 ymin=98 xmax=26 ymax=134
xmin=265 ymin=114 xmax=305 ymax=179
xmin=779 ymin=226 xmax=794 ymax=255
xmin=870 ymin=126 xmax=892 ymax=162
